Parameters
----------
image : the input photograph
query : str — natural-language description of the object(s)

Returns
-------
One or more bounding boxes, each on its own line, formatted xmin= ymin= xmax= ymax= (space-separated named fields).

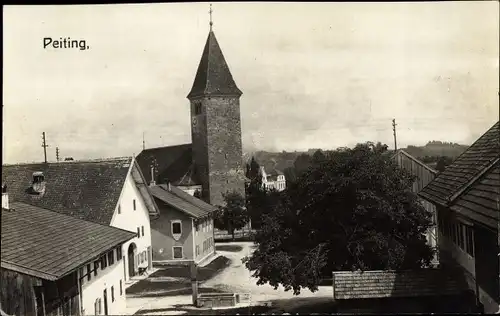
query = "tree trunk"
xmin=231 ymin=229 xmax=235 ymax=241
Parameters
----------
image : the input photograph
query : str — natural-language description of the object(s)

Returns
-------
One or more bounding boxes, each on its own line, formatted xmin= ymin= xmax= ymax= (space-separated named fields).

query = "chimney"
xmin=32 ymin=171 xmax=46 ymax=195
xmin=2 ymin=184 xmax=8 ymax=210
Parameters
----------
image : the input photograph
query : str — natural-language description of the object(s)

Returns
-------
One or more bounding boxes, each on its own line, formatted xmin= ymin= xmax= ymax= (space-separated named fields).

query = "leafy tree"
xmin=311 ymin=150 xmax=326 ymax=165
xmin=283 ymin=167 xmax=297 ymax=186
xmin=244 ymin=142 xmax=434 ymax=295
xmin=246 ymin=157 xmax=261 ymax=181
xmin=214 ymin=191 xmax=249 ymax=240
xmin=293 ymin=153 xmax=312 ymax=176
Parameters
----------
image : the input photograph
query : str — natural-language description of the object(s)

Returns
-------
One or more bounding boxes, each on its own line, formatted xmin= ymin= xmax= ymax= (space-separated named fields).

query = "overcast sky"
xmin=3 ymin=2 xmax=499 ymax=164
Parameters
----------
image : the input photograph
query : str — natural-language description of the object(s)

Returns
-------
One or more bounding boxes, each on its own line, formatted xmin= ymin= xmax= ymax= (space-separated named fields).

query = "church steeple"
xmin=187 ymin=6 xmax=242 ymax=99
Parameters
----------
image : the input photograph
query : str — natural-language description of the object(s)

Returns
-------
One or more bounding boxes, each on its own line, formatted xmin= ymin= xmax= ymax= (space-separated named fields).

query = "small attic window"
xmin=194 ymin=103 xmax=202 ymax=115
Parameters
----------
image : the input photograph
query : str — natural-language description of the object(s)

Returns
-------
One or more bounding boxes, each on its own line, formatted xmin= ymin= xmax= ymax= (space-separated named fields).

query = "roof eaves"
xmin=448 ymin=157 xmax=500 ymax=204
xmin=1 ymin=260 xmax=58 ymax=281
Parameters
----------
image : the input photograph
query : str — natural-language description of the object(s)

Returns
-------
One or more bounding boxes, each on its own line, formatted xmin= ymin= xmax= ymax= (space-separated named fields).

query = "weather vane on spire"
xmin=209 ymin=3 xmax=213 ymax=30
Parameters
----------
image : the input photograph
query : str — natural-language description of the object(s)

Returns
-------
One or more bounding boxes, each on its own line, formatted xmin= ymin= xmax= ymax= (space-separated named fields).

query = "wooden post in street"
xmin=190 ymin=261 xmax=198 ymax=306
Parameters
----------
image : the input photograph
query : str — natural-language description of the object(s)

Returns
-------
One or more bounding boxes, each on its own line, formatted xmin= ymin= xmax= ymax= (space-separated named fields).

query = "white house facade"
xmin=110 ymin=158 xmax=158 ymax=282
xmin=260 ymin=166 xmax=286 ymax=191
xmin=78 ymin=247 xmax=127 ymax=316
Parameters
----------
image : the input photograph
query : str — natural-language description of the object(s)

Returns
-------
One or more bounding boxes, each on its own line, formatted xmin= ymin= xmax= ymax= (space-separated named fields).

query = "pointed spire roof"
xmin=187 ymin=30 xmax=242 ymax=99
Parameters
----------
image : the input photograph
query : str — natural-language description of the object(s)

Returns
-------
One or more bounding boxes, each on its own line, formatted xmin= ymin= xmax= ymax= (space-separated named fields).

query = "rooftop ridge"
xmin=3 ymin=156 xmax=132 ymax=167
xmin=140 ymin=143 xmax=192 ymax=152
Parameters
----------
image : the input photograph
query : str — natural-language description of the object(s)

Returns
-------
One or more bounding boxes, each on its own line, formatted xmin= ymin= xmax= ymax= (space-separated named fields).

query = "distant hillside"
xmin=402 ymin=141 xmax=469 ymax=160
xmin=243 ymin=141 xmax=470 ymax=172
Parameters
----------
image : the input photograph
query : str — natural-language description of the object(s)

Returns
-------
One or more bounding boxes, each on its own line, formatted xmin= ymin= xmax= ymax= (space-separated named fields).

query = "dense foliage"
xmin=245 ymin=157 xmax=281 ymax=229
xmin=214 ymin=191 xmax=249 ymax=240
xmin=243 ymin=142 xmax=434 ymax=295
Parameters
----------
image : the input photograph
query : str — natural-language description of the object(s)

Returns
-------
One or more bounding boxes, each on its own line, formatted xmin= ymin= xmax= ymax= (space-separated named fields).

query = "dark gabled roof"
xmin=2 ymin=158 xmax=132 ymax=225
xmin=267 ymin=169 xmax=284 ymax=176
xmin=1 ymin=202 xmax=136 ymax=281
xmin=332 ymin=269 xmax=468 ymax=300
xmin=149 ymin=184 xmax=216 ymax=219
xmin=187 ymin=30 xmax=242 ymax=99
xmin=450 ymin=161 xmax=500 ymax=229
xmin=136 ymin=144 xmax=201 ymax=187
xmin=419 ymin=121 xmax=500 ymax=206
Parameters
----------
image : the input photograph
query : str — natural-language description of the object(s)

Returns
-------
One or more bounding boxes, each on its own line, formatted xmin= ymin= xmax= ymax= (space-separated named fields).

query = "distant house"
xmin=0 ymin=197 xmax=135 ymax=316
xmin=148 ymin=184 xmax=217 ymax=265
xmin=259 ymin=166 xmax=286 ymax=191
xmin=392 ymin=149 xmax=439 ymax=263
xmin=419 ymin=121 xmax=500 ymax=314
xmin=1 ymin=157 xmax=160 ymax=283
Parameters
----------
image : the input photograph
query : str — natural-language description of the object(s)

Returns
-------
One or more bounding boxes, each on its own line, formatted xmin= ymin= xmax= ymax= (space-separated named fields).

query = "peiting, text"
xmin=43 ymin=37 xmax=90 ymax=50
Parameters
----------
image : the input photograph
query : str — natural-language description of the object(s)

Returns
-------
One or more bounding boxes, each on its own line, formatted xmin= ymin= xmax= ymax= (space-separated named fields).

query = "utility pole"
xmin=392 ymin=119 xmax=398 ymax=152
xmin=41 ymin=132 xmax=49 ymax=163
xmin=56 ymin=147 xmax=60 ymax=162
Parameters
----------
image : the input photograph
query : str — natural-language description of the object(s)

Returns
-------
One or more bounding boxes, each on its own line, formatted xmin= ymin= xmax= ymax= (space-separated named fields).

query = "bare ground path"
xmin=129 ymin=241 xmax=333 ymax=315
xmin=204 ymin=242 xmax=332 ymax=303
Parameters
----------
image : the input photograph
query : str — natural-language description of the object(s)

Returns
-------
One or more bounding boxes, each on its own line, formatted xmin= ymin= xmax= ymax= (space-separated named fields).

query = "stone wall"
xmin=190 ymin=96 xmax=246 ymax=207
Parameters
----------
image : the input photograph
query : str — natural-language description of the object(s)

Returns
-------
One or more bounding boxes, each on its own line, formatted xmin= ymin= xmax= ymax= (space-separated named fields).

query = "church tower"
xmin=187 ymin=6 xmax=246 ymax=206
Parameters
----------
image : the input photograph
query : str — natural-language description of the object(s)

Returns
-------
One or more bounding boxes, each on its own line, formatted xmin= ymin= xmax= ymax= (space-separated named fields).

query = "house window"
xmin=87 ymin=264 xmax=92 ymax=281
xmin=465 ymin=224 xmax=475 ymax=257
xmin=195 ymin=221 xmax=199 ymax=233
xmin=196 ymin=245 xmax=200 ymax=256
xmin=101 ymin=255 xmax=108 ymax=270
xmin=133 ymin=199 xmax=136 ymax=210
xmin=120 ymin=280 xmax=123 ymax=296
xmin=94 ymin=261 xmax=99 ymax=276
xmin=108 ymin=251 xmax=114 ymax=265
xmin=172 ymin=220 xmax=182 ymax=241
xmin=458 ymin=223 xmax=465 ymax=250
xmin=195 ymin=103 xmax=202 ymax=115
xmin=137 ymin=227 xmax=140 ymax=238
xmin=118 ymin=204 xmax=121 ymax=214
xmin=94 ymin=298 xmax=101 ymax=315
xmin=173 ymin=246 xmax=183 ymax=259
xmin=117 ymin=247 xmax=122 ymax=260
xmin=111 ymin=286 xmax=115 ymax=302
xmin=79 ymin=267 xmax=84 ymax=281
xmin=141 ymin=226 xmax=145 ymax=237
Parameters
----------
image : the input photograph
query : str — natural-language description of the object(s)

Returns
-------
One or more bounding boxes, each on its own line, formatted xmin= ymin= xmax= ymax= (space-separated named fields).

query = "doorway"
xmin=128 ymin=243 xmax=137 ymax=278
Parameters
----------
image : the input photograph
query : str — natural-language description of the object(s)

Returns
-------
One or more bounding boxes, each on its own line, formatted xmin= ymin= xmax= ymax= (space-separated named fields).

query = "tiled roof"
xmin=136 ymin=144 xmax=200 ymax=186
xmin=267 ymin=169 xmax=284 ymax=176
xmin=1 ymin=202 xmax=136 ymax=281
xmin=149 ymin=184 xmax=216 ymax=219
xmin=450 ymin=161 xmax=500 ymax=229
xmin=187 ymin=30 xmax=242 ymax=99
xmin=2 ymin=158 xmax=132 ymax=225
xmin=419 ymin=121 xmax=500 ymax=206
xmin=332 ymin=269 xmax=468 ymax=300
